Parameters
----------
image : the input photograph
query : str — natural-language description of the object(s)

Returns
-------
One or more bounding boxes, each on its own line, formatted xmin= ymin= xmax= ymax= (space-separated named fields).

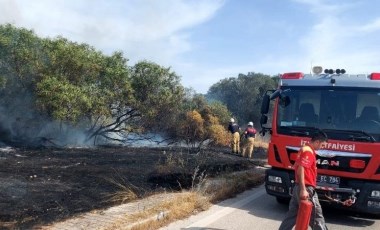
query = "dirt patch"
xmin=0 ymin=146 xmax=267 ymax=229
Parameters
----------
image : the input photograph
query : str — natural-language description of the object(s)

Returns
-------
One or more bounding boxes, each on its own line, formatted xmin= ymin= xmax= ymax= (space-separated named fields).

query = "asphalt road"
xmin=160 ymin=185 xmax=380 ymax=230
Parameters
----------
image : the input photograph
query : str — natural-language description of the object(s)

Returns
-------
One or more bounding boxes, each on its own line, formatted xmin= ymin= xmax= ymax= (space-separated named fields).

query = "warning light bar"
xmin=281 ymin=72 xmax=304 ymax=79
xmin=335 ymin=69 xmax=346 ymax=74
xmin=324 ymin=69 xmax=346 ymax=74
xmin=370 ymin=73 xmax=380 ymax=80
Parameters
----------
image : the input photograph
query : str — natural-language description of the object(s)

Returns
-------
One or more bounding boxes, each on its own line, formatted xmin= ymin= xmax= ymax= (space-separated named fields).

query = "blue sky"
xmin=1 ymin=0 xmax=380 ymax=93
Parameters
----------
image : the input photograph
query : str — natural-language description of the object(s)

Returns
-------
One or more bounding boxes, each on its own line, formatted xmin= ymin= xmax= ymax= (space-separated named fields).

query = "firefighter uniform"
xmin=228 ymin=118 xmax=240 ymax=154
xmin=279 ymin=143 xmax=328 ymax=230
xmin=242 ymin=122 xmax=256 ymax=158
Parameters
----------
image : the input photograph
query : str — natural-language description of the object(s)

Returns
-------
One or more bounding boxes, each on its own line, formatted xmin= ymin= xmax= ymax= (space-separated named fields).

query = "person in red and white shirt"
xmin=242 ymin=121 xmax=256 ymax=158
xmin=279 ymin=131 xmax=328 ymax=230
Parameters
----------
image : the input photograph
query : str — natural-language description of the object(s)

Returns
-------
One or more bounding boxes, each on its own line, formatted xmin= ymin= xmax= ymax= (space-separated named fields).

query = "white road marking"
xmin=186 ymin=188 xmax=266 ymax=228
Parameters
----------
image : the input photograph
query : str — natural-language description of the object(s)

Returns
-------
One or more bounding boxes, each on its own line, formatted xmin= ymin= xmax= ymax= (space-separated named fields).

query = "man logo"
xmin=316 ymin=159 xmax=340 ymax=167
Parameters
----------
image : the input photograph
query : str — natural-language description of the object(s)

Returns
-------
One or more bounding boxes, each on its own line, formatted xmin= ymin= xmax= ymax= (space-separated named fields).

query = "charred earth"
xmin=0 ymin=146 xmax=265 ymax=229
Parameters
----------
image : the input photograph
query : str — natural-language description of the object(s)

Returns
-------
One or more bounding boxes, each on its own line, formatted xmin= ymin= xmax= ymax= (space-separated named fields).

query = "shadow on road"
xmin=323 ymin=205 xmax=378 ymax=227
xmin=213 ymin=185 xmax=378 ymax=229
xmin=250 ymin=192 xmax=377 ymax=228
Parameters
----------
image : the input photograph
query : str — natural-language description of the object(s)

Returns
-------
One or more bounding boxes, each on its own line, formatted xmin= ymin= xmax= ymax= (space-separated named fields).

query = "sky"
xmin=1 ymin=0 xmax=380 ymax=94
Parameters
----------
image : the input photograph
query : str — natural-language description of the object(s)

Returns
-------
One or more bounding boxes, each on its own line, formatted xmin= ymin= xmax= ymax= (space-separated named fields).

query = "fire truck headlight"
xmin=268 ymin=176 xmax=283 ymax=183
xmin=371 ymin=190 xmax=380 ymax=198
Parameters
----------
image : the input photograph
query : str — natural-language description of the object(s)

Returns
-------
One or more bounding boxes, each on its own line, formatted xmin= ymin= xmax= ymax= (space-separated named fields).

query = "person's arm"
xmin=296 ymin=165 xmax=309 ymax=200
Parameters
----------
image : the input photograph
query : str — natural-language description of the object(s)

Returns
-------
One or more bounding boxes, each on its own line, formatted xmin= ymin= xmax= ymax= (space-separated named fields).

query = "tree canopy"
xmin=207 ymin=72 xmax=277 ymax=127
xmin=0 ymin=24 xmax=182 ymax=145
xmin=0 ymin=24 xmax=276 ymax=148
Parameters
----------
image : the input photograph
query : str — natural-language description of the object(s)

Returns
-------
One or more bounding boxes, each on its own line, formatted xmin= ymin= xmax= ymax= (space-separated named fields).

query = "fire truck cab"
xmin=260 ymin=67 xmax=380 ymax=214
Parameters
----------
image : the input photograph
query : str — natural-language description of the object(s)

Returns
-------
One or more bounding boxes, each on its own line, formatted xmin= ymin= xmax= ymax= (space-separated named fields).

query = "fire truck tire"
xmin=276 ymin=197 xmax=290 ymax=204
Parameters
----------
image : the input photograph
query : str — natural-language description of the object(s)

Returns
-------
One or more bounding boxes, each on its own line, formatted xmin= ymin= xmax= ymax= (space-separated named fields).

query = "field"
xmin=0 ymin=145 xmax=266 ymax=229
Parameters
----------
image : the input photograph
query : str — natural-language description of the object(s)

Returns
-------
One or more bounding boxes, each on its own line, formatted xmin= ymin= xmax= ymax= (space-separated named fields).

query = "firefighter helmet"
xmin=248 ymin=121 xmax=253 ymax=126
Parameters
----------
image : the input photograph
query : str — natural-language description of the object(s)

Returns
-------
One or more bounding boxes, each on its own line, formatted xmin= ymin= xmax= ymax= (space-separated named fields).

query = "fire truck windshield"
xmin=276 ymin=86 xmax=380 ymax=142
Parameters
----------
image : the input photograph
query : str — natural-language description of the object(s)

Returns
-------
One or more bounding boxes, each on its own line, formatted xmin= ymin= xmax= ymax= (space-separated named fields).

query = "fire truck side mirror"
xmin=260 ymin=114 xmax=268 ymax=125
xmin=270 ymin=89 xmax=281 ymax=100
xmin=261 ymin=95 xmax=270 ymax=114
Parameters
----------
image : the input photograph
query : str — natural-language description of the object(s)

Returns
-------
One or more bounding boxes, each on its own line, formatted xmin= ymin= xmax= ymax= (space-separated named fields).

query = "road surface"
xmin=161 ymin=185 xmax=380 ymax=230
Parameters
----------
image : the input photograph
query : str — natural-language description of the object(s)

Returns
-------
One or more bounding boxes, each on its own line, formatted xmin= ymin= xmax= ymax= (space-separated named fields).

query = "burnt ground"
xmin=0 ymin=146 xmax=267 ymax=230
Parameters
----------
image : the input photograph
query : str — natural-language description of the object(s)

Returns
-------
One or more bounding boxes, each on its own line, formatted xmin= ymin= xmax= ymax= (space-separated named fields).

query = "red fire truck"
xmin=260 ymin=67 xmax=380 ymax=214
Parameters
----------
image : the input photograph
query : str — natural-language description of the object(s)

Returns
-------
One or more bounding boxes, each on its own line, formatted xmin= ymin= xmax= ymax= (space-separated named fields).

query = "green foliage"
xmin=0 ymin=24 xmax=53 ymax=145
xmin=36 ymin=77 xmax=92 ymax=122
xmin=207 ymin=72 xmax=277 ymax=126
xmin=209 ymin=101 xmax=232 ymax=126
xmin=0 ymin=24 xmax=192 ymax=145
xmin=0 ymin=24 xmax=259 ymax=148
xmin=129 ymin=61 xmax=185 ymax=132
xmin=0 ymin=24 xmax=135 ymax=144
xmin=0 ymin=24 xmax=43 ymax=104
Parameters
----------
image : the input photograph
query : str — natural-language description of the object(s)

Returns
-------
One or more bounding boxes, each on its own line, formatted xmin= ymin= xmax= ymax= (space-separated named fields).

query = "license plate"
xmin=317 ymin=175 xmax=340 ymax=186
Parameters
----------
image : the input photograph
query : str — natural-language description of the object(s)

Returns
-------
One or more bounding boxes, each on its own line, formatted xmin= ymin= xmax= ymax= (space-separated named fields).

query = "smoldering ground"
xmin=0 ymin=146 xmax=262 ymax=229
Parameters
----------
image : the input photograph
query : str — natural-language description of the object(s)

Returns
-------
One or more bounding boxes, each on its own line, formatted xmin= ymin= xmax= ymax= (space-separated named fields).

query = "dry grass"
xmin=205 ymin=170 xmax=265 ymax=203
xmin=105 ymin=192 xmax=210 ymax=230
xmin=0 ymin=221 xmax=17 ymax=229
xmin=102 ymin=173 xmax=139 ymax=204
xmin=254 ymin=135 xmax=269 ymax=149
xmin=106 ymin=185 xmax=138 ymax=204
xmin=130 ymin=192 xmax=210 ymax=230
xmin=105 ymin=169 xmax=265 ymax=230
xmin=103 ymin=141 xmax=269 ymax=230
xmin=154 ymin=150 xmax=187 ymax=174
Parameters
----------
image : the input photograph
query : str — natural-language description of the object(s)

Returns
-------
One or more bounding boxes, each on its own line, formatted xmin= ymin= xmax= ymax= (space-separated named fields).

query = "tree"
xmin=0 ymin=24 xmax=136 ymax=145
xmin=0 ymin=24 xmax=235 ymax=148
xmin=0 ymin=24 xmax=51 ymax=144
xmin=207 ymin=72 xmax=277 ymax=126
xmin=36 ymin=77 xmax=92 ymax=122
xmin=208 ymin=100 xmax=232 ymax=126
xmin=33 ymin=37 xmax=135 ymax=144
xmin=173 ymin=95 xmax=230 ymax=151
xmin=129 ymin=61 xmax=185 ymax=133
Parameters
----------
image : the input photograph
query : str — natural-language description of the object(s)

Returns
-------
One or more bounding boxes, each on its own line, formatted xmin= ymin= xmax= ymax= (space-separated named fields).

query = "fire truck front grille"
xmin=286 ymin=146 xmax=371 ymax=173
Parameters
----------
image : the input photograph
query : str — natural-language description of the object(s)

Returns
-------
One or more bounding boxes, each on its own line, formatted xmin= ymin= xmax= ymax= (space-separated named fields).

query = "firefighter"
xmin=279 ymin=131 xmax=329 ymax=230
xmin=228 ymin=118 xmax=240 ymax=154
xmin=242 ymin=121 xmax=256 ymax=158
